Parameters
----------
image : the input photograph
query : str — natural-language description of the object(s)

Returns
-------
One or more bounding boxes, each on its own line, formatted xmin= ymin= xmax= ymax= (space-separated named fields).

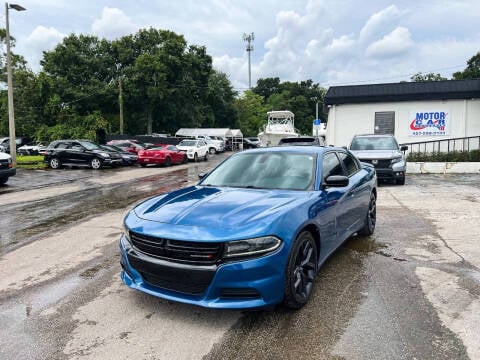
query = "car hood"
xmin=349 ymin=149 xmax=402 ymax=160
xmin=133 ymin=186 xmax=309 ymax=229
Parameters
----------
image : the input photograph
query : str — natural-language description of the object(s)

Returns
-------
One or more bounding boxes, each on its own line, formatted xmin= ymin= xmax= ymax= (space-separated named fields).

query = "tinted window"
xmin=322 ymin=152 xmax=344 ymax=179
xmin=55 ymin=142 xmax=69 ymax=149
xmin=338 ymin=152 xmax=359 ymax=176
xmin=168 ymin=145 xmax=178 ymax=151
xmin=350 ymin=136 xmax=399 ymax=150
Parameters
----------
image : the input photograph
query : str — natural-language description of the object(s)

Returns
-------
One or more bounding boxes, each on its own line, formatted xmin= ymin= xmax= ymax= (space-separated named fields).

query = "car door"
xmin=317 ymin=151 xmax=350 ymax=254
xmin=68 ymin=142 xmax=88 ymax=165
xmin=167 ymin=145 xmax=181 ymax=163
xmin=337 ymin=151 xmax=369 ymax=236
xmin=53 ymin=141 xmax=70 ymax=163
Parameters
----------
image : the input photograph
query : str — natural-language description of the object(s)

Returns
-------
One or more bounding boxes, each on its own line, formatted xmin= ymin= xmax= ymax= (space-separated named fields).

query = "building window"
xmin=374 ymin=111 xmax=395 ymax=135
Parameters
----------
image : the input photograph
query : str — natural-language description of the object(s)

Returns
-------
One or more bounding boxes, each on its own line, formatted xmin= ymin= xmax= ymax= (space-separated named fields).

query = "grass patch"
xmin=16 ymin=155 xmax=47 ymax=169
xmin=407 ymin=149 xmax=480 ymax=162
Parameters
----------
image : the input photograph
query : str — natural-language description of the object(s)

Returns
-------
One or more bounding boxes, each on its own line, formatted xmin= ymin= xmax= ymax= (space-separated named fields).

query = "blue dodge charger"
xmin=120 ymin=146 xmax=377 ymax=309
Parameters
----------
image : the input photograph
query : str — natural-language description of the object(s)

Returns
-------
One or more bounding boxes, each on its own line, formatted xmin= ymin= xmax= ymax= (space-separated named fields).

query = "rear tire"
xmin=359 ymin=192 xmax=376 ymax=236
xmin=164 ymin=157 xmax=171 ymax=167
xmin=204 ymin=152 xmax=208 ymax=161
xmin=0 ymin=177 xmax=8 ymax=185
xmin=49 ymin=157 xmax=61 ymax=169
xmin=283 ymin=231 xmax=318 ymax=309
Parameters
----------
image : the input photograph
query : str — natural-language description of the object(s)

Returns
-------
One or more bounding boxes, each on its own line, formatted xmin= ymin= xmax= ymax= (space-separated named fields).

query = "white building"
xmin=324 ymin=79 xmax=480 ymax=149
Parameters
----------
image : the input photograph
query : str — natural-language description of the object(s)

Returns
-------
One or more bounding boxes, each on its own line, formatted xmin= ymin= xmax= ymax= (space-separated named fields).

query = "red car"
xmin=106 ymin=140 xmax=146 ymax=154
xmin=137 ymin=144 xmax=187 ymax=167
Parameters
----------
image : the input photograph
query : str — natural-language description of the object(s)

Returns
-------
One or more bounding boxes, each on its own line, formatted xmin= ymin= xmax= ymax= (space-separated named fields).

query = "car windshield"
xmin=79 ymin=141 xmax=101 ymax=150
xmin=148 ymin=146 xmax=166 ymax=150
xmin=179 ymin=140 xmax=197 ymax=147
xmin=350 ymin=137 xmax=399 ymax=150
xmin=201 ymin=151 xmax=316 ymax=190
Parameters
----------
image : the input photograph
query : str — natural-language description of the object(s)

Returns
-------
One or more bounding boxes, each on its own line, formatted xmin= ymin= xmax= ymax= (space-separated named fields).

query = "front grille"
xmin=362 ymin=159 xmax=391 ymax=168
xmin=130 ymin=231 xmax=223 ymax=265
xmin=140 ymin=271 xmax=211 ymax=295
xmin=0 ymin=159 xmax=9 ymax=169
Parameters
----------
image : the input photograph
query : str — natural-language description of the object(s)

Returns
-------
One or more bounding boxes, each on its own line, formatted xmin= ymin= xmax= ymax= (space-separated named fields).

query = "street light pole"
xmin=5 ymin=2 xmax=26 ymax=165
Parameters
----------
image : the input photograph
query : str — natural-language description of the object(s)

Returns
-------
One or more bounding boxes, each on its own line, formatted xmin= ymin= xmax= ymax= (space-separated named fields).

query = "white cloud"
xmin=91 ymin=7 xmax=138 ymax=40
xmin=366 ymin=27 xmax=414 ymax=59
xmin=359 ymin=5 xmax=404 ymax=43
xmin=22 ymin=26 xmax=66 ymax=70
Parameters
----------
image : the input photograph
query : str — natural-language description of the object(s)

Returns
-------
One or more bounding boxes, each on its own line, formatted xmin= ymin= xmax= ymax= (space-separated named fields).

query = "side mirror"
xmin=401 ymin=145 xmax=408 ymax=152
xmin=324 ymin=175 xmax=349 ymax=187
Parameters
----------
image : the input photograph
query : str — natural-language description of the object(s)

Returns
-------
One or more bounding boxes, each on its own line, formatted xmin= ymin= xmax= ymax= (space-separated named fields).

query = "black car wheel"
xmin=193 ymin=153 xmax=198 ymax=162
xmin=283 ymin=231 xmax=317 ymax=309
xmin=165 ymin=157 xmax=171 ymax=167
xmin=0 ymin=177 xmax=8 ymax=185
xmin=140 ymin=163 xmax=147 ymax=168
xmin=49 ymin=157 xmax=61 ymax=169
xmin=183 ymin=155 xmax=188 ymax=164
xmin=359 ymin=193 xmax=376 ymax=236
xmin=91 ymin=158 xmax=102 ymax=170
xmin=209 ymin=147 xmax=216 ymax=155
xmin=204 ymin=152 xmax=208 ymax=161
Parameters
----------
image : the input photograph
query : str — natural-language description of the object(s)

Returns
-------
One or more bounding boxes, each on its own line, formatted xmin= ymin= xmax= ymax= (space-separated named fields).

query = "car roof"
xmin=241 ymin=145 xmax=341 ymax=155
xmin=353 ymin=134 xmax=395 ymax=138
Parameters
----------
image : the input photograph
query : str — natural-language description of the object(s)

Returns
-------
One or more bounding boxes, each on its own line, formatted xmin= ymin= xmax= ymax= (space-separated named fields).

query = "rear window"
xmin=350 ymin=136 xmax=399 ymax=150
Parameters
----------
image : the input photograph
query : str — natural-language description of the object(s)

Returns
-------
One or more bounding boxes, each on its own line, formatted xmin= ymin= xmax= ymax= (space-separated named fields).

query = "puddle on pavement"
xmin=0 ymin=162 xmax=216 ymax=253
xmin=344 ymin=235 xmax=388 ymax=253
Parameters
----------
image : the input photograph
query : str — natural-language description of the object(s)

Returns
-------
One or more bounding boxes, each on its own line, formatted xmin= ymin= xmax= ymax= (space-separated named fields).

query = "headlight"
xmin=391 ymin=156 xmax=403 ymax=164
xmin=224 ymin=236 xmax=282 ymax=259
xmin=99 ymin=152 xmax=110 ymax=158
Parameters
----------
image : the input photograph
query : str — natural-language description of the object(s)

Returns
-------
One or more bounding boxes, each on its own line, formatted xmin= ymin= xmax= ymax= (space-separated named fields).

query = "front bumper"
xmin=119 ymin=234 xmax=286 ymax=309
xmin=0 ymin=167 xmax=16 ymax=178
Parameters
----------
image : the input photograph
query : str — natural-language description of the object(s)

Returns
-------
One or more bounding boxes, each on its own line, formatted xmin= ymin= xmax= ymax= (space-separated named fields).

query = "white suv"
xmin=196 ymin=135 xmax=224 ymax=154
xmin=177 ymin=139 xmax=209 ymax=162
xmin=0 ymin=152 xmax=15 ymax=185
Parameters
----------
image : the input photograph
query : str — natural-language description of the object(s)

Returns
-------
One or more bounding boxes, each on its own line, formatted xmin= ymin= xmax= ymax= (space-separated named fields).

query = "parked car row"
xmin=36 ymin=138 xmax=218 ymax=170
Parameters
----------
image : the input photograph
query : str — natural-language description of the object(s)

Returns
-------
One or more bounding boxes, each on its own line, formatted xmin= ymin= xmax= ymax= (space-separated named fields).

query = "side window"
xmin=55 ymin=142 xmax=69 ymax=149
xmin=322 ymin=152 xmax=344 ymax=180
xmin=338 ymin=152 xmax=359 ymax=176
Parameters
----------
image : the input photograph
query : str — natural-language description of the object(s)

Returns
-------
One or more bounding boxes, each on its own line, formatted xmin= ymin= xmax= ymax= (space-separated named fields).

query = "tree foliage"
xmin=453 ymin=52 xmax=480 ymax=80
xmin=410 ymin=72 xmax=447 ymax=82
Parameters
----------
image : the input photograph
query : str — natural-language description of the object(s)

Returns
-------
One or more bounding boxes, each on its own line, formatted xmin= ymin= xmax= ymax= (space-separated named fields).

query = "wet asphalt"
xmin=0 ymin=160 xmax=479 ymax=359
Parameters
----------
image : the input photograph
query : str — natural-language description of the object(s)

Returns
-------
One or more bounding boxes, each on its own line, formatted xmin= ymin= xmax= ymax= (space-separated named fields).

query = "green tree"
xmin=410 ymin=72 xmax=447 ymax=82
xmin=234 ymin=91 xmax=266 ymax=136
xmin=453 ymin=52 xmax=480 ymax=80
xmin=205 ymin=70 xmax=237 ymax=128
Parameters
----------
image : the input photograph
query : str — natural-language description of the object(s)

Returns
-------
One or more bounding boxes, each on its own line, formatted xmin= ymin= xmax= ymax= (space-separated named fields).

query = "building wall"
xmin=326 ymin=98 xmax=480 ymax=147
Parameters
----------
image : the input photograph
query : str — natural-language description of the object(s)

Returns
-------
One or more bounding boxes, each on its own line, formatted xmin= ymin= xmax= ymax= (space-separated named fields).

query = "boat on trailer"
xmin=258 ymin=110 xmax=299 ymax=147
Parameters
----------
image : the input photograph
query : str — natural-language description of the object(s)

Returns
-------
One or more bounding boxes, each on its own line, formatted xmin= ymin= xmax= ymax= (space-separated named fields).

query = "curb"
xmin=407 ymin=162 xmax=480 ymax=174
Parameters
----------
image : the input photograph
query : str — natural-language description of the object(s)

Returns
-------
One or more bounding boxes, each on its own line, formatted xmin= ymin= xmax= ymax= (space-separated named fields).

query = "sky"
xmin=4 ymin=0 xmax=480 ymax=91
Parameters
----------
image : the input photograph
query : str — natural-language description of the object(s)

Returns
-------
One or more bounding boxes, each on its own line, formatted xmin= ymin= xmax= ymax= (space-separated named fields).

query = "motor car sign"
xmin=409 ymin=110 xmax=449 ymax=136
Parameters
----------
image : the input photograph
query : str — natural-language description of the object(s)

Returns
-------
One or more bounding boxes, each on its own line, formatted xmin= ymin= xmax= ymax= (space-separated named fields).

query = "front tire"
xmin=193 ymin=153 xmax=198 ymax=162
xmin=183 ymin=155 xmax=188 ymax=164
xmin=164 ymin=157 xmax=171 ymax=167
xmin=204 ymin=152 xmax=208 ymax=161
xmin=49 ymin=157 xmax=61 ymax=169
xmin=209 ymin=147 xmax=216 ymax=155
xmin=0 ymin=177 xmax=8 ymax=185
xmin=91 ymin=158 xmax=102 ymax=170
xmin=359 ymin=192 xmax=376 ymax=236
xmin=283 ymin=231 xmax=318 ymax=309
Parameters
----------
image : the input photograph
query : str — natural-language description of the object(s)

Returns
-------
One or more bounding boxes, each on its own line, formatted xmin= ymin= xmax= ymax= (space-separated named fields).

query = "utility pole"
xmin=243 ymin=32 xmax=254 ymax=89
xmin=118 ymin=77 xmax=124 ymax=134
xmin=6 ymin=2 xmax=26 ymax=164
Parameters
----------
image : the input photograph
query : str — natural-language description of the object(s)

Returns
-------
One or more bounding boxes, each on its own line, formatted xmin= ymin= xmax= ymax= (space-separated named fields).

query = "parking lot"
xmin=0 ymin=159 xmax=479 ymax=359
